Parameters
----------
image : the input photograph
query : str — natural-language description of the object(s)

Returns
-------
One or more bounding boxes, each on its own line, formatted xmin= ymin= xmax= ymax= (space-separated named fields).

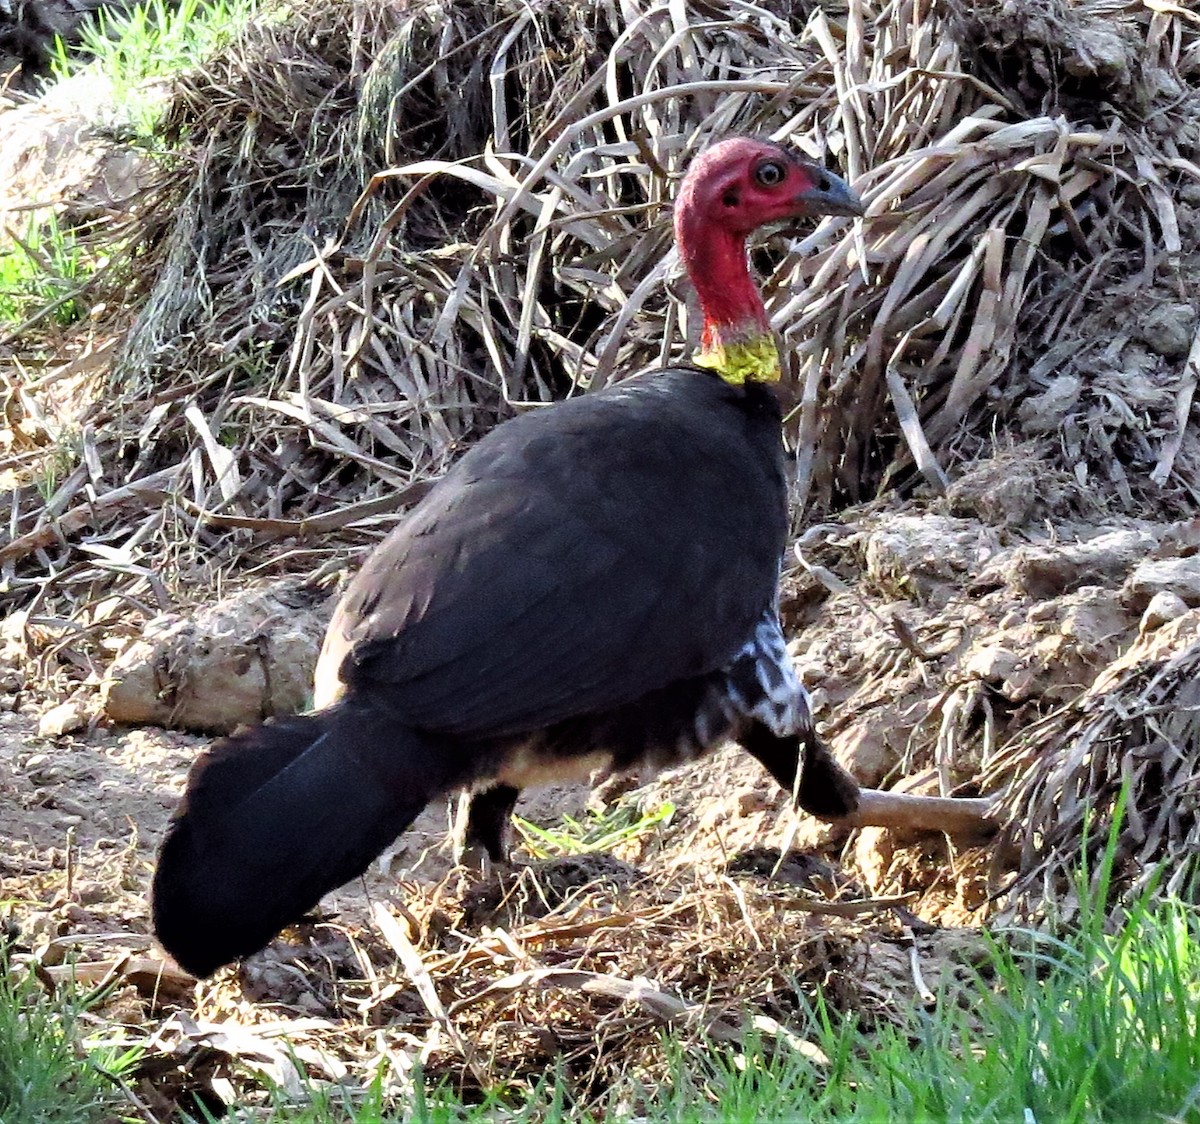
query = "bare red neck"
xmin=674 ymin=199 xmax=779 ymax=384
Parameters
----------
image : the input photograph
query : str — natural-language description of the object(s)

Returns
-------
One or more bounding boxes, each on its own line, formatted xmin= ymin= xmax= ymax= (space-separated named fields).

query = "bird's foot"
xmin=454 ymin=842 xmax=501 ymax=880
xmin=795 ymin=739 xmax=860 ymax=819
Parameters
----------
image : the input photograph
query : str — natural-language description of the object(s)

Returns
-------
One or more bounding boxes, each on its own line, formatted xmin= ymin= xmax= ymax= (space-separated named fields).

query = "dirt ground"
xmin=0 ymin=676 xmax=998 ymax=1105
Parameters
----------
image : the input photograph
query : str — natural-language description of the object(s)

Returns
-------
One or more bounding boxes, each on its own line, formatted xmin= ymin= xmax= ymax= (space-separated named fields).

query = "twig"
xmin=371 ymin=902 xmax=489 ymax=1086
xmin=0 ymin=467 xmax=179 ymax=566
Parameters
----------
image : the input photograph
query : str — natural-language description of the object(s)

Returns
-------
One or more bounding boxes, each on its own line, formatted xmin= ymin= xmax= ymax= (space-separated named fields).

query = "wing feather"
xmin=330 ymin=370 xmax=786 ymax=738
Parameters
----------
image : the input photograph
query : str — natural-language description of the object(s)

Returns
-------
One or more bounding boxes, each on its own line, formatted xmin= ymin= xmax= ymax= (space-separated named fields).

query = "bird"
xmin=151 ymin=136 xmax=865 ymax=978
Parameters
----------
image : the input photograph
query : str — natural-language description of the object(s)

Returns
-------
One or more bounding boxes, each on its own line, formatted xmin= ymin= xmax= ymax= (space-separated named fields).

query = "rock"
xmin=830 ymin=711 xmax=905 ymax=789
xmin=963 ymin=645 xmax=1019 ymax=684
xmin=22 ymin=752 xmax=52 ymax=778
xmin=945 ymin=450 xmax=1046 ymax=527
xmin=22 ymin=911 xmax=68 ymax=959
xmin=1016 ymin=376 xmax=1082 ymax=436
xmin=1063 ymin=23 xmax=1130 ymax=82
xmin=737 ymin=788 xmax=772 ymax=815
xmin=45 ymin=794 xmax=90 ymax=818
xmin=1139 ymin=591 xmax=1189 ymax=634
xmin=1123 ymin=556 xmax=1200 ymax=611
xmin=979 ymin=528 xmax=1159 ymax=600
xmin=1135 ymin=302 xmax=1198 ymax=360
xmin=1012 ymin=589 xmax=1132 ymax=702
xmin=1057 ymin=591 xmax=1130 ymax=644
xmin=951 ymin=587 xmax=1133 ymax=705
xmin=865 ymin=515 xmax=999 ymax=605
xmin=23 ymin=753 xmax=93 ymax=785
xmin=72 ymin=880 xmax=107 ymax=906
xmin=1157 ymin=517 xmax=1200 ymax=557
xmin=37 ymin=697 xmax=89 ymax=739
xmin=0 ymin=609 xmax=28 ymax=666
xmin=0 ymin=73 xmax=157 ymax=226
xmin=102 ymin=580 xmax=332 ymax=735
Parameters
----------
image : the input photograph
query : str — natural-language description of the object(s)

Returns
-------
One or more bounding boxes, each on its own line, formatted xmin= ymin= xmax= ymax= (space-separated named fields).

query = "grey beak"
xmin=799 ymin=167 xmax=864 ymax=218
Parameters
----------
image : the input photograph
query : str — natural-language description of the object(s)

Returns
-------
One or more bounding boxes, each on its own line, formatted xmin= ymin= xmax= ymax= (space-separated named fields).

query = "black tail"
xmin=151 ymin=701 xmax=464 ymax=977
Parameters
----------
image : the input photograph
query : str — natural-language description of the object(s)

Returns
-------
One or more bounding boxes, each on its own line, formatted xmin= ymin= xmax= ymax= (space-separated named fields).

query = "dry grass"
xmin=987 ymin=610 xmax=1200 ymax=921
xmin=61 ymin=854 xmax=944 ymax=1113
xmin=7 ymin=0 xmax=1199 ymax=620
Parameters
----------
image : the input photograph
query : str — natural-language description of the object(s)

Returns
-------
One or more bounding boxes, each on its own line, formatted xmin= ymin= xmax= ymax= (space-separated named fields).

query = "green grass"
xmin=48 ymin=0 xmax=260 ymax=136
xmin=0 ymin=955 xmax=139 ymax=1124
xmin=250 ymin=850 xmax=1200 ymax=1123
xmin=513 ymin=800 xmax=675 ymax=858
xmin=0 ymin=213 xmax=90 ymax=328
xmin=766 ymin=895 xmax=1200 ymax=1123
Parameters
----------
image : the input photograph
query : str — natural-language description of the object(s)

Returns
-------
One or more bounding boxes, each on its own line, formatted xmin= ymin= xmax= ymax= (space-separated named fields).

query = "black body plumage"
xmin=152 ymin=366 xmax=860 ymax=978
xmin=331 ymin=369 xmax=787 ymax=732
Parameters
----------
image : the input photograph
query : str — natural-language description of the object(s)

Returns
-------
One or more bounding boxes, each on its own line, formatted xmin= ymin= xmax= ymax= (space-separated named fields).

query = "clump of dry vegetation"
xmin=989 ymin=609 xmax=1200 ymax=918
xmin=9 ymin=0 xmax=1199 ymax=589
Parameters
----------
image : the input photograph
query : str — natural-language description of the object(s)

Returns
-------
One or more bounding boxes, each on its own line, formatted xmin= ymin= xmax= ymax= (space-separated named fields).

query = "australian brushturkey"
xmin=152 ymin=136 xmax=866 ymax=978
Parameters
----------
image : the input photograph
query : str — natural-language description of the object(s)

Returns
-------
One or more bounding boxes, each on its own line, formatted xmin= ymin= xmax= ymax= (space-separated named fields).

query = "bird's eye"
xmin=754 ymin=160 xmax=786 ymax=187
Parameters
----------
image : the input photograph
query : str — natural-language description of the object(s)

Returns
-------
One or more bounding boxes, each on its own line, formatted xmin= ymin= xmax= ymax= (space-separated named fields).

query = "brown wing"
xmin=326 ymin=369 xmax=787 ymax=739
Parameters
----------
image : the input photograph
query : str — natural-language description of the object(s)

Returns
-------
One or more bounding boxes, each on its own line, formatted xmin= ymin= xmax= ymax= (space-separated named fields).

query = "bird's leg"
xmin=797 ymin=737 xmax=862 ymax=819
xmin=452 ymin=784 xmax=520 ymax=872
xmin=734 ymin=721 xmax=798 ymax=792
xmin=737 ymin=722 xmax=860 ymax=819
xmin=737 ymin=722 xmax=996 ymax=840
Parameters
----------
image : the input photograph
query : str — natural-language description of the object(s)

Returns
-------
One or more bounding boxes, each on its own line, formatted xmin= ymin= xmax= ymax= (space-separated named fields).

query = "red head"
xmin=675 ymin=136 xmax=862 ymax=239
xmin=673 ymin=137 xmax=861 ymax=383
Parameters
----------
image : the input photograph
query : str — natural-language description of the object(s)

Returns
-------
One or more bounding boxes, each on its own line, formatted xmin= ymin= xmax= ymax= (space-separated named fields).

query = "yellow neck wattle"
xmin=693 ymin=333 xmax=781 ymax=385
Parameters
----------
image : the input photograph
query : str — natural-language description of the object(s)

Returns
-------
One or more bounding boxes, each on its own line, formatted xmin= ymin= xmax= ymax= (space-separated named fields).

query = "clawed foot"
xmin=451 ymin=785 xmax=519 ymax=874
xmin=795 ymin=738 xmax=860 ymax=819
